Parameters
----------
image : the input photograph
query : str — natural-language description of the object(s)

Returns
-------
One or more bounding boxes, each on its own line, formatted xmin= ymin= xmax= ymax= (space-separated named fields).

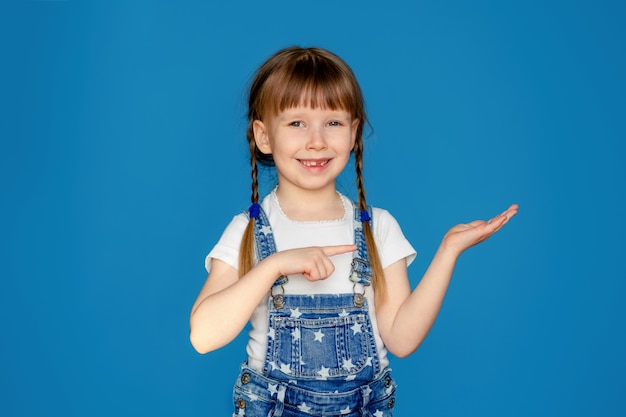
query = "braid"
xmin=238 ymin=123 xmax=259 ymax=278
xmin=353 ymin=138 xmax=367 ymax=212
xmin=249 ymin=124 xmax=260 ymax=204
xmin=354 ymin=139 xmax=387 ymax=305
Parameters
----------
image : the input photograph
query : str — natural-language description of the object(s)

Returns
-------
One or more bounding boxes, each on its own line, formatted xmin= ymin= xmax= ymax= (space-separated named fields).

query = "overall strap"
xmin=247 ymin=204 xmax=288 ymax=308
xmin=350 ymin=204 xmax=374 ymax=307
xmin=247 ymin=205 xmax=288 ymax=289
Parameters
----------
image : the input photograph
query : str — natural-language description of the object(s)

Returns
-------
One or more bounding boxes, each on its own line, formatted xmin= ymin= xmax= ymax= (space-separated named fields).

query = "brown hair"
xmin=239 ymin=46 xmax=387 ymax=305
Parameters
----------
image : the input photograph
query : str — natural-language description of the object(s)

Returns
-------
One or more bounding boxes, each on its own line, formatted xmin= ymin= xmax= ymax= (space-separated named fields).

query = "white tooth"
xmin=302 ymin=160 xmax=327 ymax=166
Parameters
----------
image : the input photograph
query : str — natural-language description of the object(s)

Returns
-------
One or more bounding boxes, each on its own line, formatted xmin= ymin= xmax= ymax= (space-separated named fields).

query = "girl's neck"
xmin=274 ymin=184 xmax=344 ymax=222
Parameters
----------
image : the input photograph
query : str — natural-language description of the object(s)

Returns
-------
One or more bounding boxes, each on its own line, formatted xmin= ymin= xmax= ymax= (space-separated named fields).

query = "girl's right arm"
xmin=189 ymin=257 xmax=279 ymax=354
xmin=189 ymin=244 xmax=356 ymax=354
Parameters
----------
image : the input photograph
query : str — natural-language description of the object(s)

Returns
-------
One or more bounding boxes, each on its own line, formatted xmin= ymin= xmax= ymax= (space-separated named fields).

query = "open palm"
xmin=442 ymin=204 xmax=519 ymax=255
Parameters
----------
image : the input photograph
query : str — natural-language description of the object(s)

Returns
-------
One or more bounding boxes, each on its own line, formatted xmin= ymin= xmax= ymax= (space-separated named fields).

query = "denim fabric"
xmin=350 ymin=206 xmax=373 ymax=286
xmin=233 ymin=363 xmax=397 ymax=417
xmin=252 ymin=203 xmax=288 ymax=288
xmin=264 ymin=294 xmax=380 ymax=391
xmin=233 ymin=204 xmax=397 ymax=416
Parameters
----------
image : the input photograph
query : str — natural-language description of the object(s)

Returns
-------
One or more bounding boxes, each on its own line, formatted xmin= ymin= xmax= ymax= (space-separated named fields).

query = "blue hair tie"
xmin=249 ymin=203 xmax=261 ymax=219
xmin=360 ymin=210 xmax=371 ymax=222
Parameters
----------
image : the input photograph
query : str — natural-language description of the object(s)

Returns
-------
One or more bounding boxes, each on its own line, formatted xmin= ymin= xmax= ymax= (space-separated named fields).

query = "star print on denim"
xmin=373 ymin=410 xmax=384 ymax=417
xmin=268 ymin=328 xmax=275 ymax=339
xmin=280 ymin=363 xmax=291 ymax=374
xmin=313 ymin=329 xmax=324 ymax=342
xmin=267 ymin=383 xmax=278 ymax=396
xmin=317 ymin=366 xmax=330 ymax=379
xmin=342 ymin=358 xmax=355 ymax=371
xmin=291 ymin=328 xmax=301 ymax=341
xmin=345 ymin=374 xmax=356 ymax=381
xmin=338 ymin=309 xmax=349 ymax=317
xmin=298 ymin=403 xmax=312 ymax=413
xmin=340 ymin=405 xmax=351 ymax=414
xmin=365 ymin=357 xmax=373 ymax=367
xmin=351 ymin=322 xmax=362 ymax=335
xmin=289 ymin=308 xmax=302 ymax=318
xmin=260 ymin=225 xmax=272 ymax=235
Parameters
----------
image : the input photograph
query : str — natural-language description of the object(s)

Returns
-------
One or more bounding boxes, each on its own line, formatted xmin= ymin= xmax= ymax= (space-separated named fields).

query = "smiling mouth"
xmin=299 ymin=159 xmax=331 ymax=167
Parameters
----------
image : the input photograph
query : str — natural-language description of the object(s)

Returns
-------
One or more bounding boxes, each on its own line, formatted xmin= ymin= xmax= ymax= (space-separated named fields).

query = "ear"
xmin=253 ymin=120 xmax=272 ymax=154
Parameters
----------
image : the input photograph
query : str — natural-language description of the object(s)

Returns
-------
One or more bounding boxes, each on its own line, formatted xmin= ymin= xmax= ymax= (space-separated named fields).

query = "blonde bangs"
xmin=257 ymin=51 xmax=363 ymax=120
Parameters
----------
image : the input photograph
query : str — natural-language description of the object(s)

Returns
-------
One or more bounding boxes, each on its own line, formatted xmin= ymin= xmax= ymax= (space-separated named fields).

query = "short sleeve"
xmin=372 ymin=208 xmax=417 ymax=269
xmin=204 ymin=213 xmax=249 ymax=273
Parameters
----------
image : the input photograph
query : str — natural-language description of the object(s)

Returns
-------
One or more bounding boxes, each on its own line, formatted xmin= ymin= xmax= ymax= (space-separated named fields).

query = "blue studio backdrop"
xmin=1 ymin=1 xmax=624 ymax=416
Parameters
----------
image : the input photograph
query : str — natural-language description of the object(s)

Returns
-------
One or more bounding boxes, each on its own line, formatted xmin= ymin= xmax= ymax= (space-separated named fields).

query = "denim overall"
xmin=231 ymin=204 xmax=397 ymax=417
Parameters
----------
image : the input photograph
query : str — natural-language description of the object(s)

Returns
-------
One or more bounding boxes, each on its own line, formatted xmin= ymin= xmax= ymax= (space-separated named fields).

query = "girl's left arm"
xmin=376 ymin=204 xmax=518 ymax=358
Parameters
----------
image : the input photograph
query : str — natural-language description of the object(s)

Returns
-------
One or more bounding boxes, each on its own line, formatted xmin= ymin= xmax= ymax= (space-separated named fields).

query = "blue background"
xmin=1 ymin=1 xmax=624 ymax=416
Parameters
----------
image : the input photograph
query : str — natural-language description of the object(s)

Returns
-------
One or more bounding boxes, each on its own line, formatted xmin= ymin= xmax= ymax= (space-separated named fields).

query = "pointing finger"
xmin=322 ymin=244 xmax=358 ymax=257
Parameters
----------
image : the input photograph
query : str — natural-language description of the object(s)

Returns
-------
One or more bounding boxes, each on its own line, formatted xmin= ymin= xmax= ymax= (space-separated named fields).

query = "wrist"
xmin=438 ymin=238 xmax=463 ymax=260
xmin=257 ymin=254 xmax=285 ymax=282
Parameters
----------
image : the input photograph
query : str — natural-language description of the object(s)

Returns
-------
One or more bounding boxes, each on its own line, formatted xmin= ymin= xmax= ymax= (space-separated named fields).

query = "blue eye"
xmin=289 ymin=121 xmax=303 ymax=127
xmin=328 ymin=120 xmax=342 ymax=126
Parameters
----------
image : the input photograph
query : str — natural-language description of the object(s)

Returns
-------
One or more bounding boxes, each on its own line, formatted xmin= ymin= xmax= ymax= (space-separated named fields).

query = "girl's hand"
xmin=271 ymin=245 xmax=357 ymax=282
xmin=442 ymin=204 xmax=519 ymax=256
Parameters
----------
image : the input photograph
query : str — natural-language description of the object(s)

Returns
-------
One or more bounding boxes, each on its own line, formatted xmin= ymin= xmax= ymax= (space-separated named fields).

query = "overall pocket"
xmin=270 ymin=314 xmax=371 ymax=379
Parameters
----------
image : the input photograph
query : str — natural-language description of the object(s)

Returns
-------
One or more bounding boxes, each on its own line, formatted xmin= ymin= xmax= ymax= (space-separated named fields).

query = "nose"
xmin=305 ymin=127 xmax=327 ymax=150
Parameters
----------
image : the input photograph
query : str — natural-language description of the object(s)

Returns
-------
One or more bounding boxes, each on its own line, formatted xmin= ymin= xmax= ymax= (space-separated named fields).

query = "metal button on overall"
xmin=241 ymin=373 xmax=251 ymax=384
xmin=236 ymin=398 xmax=246 ymax=409
xmin=388 ymin=398 xmax=395 ymax=408
xmin=384 ymin=376 xmax=391 ymax=388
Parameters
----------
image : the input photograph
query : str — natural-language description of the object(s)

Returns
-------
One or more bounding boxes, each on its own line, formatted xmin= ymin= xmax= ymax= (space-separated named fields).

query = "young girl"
xmin=190 ymin=46 xmax=517 ymax=417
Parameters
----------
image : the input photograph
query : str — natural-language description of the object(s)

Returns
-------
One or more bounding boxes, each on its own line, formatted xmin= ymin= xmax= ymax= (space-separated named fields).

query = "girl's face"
xmin=253 ymin=105 xmax=358 ymax=196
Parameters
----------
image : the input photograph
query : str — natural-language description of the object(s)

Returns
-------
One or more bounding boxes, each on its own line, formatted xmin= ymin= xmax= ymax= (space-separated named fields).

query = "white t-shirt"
xmin=206 ymin=190 xmax=416 ymax=371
